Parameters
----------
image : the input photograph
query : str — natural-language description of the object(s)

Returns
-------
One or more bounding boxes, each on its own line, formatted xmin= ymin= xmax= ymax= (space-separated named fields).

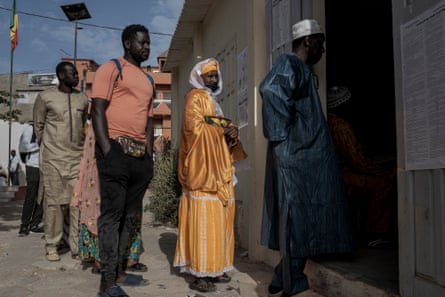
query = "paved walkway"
xmin=0 ymin=196 xmax=324 ymax=297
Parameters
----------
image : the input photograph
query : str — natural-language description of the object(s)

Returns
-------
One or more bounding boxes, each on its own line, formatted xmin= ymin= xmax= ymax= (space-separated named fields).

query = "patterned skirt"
xmin=78 ymin=214 xmax=143 ymax=262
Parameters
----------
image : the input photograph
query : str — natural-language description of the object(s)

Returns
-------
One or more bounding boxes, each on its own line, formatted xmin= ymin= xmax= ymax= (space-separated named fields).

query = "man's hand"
xmin=91 ymin=98 xmax=111 ymax=156
xmin=224 ymin=124 xmax=239 ymax=148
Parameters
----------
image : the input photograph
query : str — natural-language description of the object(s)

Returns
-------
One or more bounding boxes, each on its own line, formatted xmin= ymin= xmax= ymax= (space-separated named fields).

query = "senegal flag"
xmin=10 ymin=0 xmax=18 ymax=51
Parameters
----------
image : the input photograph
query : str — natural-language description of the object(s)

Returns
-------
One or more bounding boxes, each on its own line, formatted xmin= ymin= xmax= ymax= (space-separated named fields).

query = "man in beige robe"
xmin=34 ymin=61 xmax=88 ymax=261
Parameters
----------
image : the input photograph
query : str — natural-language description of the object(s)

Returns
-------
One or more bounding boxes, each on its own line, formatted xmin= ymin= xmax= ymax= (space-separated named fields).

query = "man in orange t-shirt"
xmin=91 ymin=24 xmax=154 ymax=297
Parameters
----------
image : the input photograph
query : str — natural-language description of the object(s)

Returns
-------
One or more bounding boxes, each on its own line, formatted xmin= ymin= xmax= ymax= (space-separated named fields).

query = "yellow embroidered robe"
xmin=173 ymin=88 xmax=243 ymax=277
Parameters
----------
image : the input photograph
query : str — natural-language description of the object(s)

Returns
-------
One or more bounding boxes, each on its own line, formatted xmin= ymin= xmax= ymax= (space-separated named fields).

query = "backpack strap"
xmin=110 ymin=58 xmax=156 ymax=98
xmin=111 ymin=58 xmax=123 ymax=80
xmin=146 ymin=73 xmax=156 ymax=99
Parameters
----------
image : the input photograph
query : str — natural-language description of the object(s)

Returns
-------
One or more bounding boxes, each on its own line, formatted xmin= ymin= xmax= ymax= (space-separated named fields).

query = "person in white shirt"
xmin=9 ymin=149 xmax=20 ymax=186
xmin=17 ymin=122 xmax=44 ymax=236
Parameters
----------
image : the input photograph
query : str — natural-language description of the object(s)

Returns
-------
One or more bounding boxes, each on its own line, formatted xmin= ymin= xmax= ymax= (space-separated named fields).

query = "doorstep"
xmin=306 ymin=249 xmax=401 ymax=297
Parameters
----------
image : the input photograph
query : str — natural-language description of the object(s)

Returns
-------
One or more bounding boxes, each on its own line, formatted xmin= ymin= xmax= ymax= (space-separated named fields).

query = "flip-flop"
xmin=189 ymin=278 xmax=216 ymax=292
xmin=97 ymin=285 xmax=129 ymax=297
xmin=116 ymin=273 xmax=150 ymax=287
xmin=126 ymin=262 xmax=148 ymax=272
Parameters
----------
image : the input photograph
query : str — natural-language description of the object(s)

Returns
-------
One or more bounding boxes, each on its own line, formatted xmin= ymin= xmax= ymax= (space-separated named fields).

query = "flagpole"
xmin=7 ymin=49 xmax=13 ymax=186
xmin=8 ymin=0 xmax=18 ymax=186
xmin=8 ymin=0 xmax=17 ymax=187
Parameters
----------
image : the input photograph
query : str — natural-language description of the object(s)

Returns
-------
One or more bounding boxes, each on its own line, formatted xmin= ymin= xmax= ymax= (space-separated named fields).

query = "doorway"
xmin=325 ymin=3 xmax=396 ymax=156
xmin=322 ymin=1 xmax=399 ymax=295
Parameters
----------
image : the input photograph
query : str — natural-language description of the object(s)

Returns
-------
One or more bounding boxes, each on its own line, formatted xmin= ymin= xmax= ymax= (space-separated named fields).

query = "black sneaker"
xmin=30 ymin=225 xmax=44 ymax=233
xmin=18 ymin=224 xmax=29 ymax=237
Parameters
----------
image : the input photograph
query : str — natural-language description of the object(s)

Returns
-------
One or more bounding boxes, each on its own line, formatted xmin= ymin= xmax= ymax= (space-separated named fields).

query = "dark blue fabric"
xmin=259 ymin=53 xmax=353 ymax=258
xmin=271 ymin=256 xmax=309 ymax=296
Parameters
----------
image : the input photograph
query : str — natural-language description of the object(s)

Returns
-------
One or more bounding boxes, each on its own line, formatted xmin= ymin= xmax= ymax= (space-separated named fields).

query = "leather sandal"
xmin=46 ymin=249 xmax=60 ymax=262
xmin=208 ymin=272 xmax=231 ymax=283
xmin=189 ymin=278 xmax=216 ymax=293
xmin=125 ymin=262 xmax=148 ymax=272
xmin=91 ymin=260 xmax=101 ymax=274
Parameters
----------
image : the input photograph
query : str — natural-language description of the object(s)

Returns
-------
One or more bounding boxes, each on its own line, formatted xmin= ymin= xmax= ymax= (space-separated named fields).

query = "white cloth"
xmin=188 ymin=57 xmax=224 ymax=116
xmin=19 ymin=123 xmax=40 ymax=168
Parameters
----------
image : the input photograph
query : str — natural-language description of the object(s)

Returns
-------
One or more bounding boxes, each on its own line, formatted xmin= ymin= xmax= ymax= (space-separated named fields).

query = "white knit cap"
xmin=292 ymin=19 xmax=323 ymax=40
xmin=327 ymin=86 xmax=352 ymax=109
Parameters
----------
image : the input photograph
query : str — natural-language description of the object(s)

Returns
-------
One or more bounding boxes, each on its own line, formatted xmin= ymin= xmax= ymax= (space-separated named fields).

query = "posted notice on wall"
xmin=401 ymin=1 xmax=445 ymax=170
xmin=237 ymin=47 xmax=248 ymax=128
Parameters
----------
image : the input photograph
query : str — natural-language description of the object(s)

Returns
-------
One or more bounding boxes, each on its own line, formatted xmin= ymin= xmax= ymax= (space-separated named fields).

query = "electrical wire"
xmin=0 ymin=6 xmax=173 ymax=36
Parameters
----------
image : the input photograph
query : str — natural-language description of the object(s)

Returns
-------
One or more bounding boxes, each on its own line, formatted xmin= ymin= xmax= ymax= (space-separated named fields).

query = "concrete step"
xmin=0 ymin=185 xmax=19 ymax=202
xmin=306 ymin=249 xmax=401 ymax=297
xmin=0 ymin=185 xmax=19 ymax=192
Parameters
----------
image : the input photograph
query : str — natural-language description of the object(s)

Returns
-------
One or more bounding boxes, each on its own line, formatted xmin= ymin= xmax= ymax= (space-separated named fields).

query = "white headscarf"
xmin=189 ymin=58 xmax=224 ymax=116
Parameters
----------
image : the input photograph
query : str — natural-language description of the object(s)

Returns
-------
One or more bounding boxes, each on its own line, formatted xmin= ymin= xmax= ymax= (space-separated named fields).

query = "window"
xmin=266 ymin=0 xmax=305 ymax=68
xmin=154 ymin=124 xmax=162 ymax=137
xmin=216 ymin=37 xmax=237 ymax=120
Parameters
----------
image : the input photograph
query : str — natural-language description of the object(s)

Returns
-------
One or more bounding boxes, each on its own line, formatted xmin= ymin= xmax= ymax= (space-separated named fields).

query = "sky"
xmin=0 ymin=0 xmax=184 ymax=74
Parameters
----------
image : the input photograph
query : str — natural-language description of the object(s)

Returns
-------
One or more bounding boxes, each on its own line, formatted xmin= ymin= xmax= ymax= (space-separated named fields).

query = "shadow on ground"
xmin=156 ymin=228 xmax=272 ymax=297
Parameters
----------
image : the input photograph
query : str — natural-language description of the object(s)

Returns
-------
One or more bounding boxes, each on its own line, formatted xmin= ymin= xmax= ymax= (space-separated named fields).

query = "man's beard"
xmin=206 ymin=83 xmax=219 ymax=92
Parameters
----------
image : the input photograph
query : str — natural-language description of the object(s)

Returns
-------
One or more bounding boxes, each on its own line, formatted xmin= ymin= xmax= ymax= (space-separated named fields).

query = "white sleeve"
xmin=19 ymin=125 xmax=39 ymax=153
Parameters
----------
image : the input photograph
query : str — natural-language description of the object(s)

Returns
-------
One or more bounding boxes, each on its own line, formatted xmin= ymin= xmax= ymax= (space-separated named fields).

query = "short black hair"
xmin=56 ymin=61 xmax=74 ymax=79
xmin=121 ymin=24 xmax=149 ymax=47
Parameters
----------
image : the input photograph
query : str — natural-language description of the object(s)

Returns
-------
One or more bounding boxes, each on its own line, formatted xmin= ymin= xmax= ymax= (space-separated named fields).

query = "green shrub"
xmin=146 ymin=148 xmax=181 ymax=226
xmin=0 ymin=91 xmax=22 ymax=121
